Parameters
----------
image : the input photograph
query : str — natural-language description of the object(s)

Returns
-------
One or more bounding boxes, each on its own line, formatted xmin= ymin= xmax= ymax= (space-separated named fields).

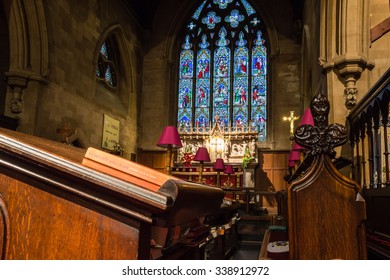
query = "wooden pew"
xmin=288 ymin=92 xmax=366 ymax=259
xmin=260 ymin=92 xmax=367 ymax=260
xmin=0 ymin=128 xmax=225 ymax=259
xmin=288 ymin=154 xmax=366 ymax=259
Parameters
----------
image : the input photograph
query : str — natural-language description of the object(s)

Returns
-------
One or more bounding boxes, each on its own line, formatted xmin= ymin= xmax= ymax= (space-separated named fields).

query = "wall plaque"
xmin=101 ymin=114 xmax=120 ymax=151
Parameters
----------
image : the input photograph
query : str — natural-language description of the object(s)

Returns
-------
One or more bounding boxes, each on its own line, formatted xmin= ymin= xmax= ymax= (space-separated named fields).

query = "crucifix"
xmin=283 ymin=110 xmax=300 ymax=139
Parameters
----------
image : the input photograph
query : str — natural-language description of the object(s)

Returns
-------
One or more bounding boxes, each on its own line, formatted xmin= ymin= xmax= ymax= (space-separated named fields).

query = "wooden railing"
xmin=347 ymin=68 xmax=390 ymax=258
xmin=221 ymin=187 xmax=288 ymax=226
xmin=347 ymin=68 xmax=390 ymax=190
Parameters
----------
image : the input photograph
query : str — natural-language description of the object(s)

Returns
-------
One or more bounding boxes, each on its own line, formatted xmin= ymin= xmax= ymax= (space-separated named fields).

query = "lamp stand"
xmin=216 ymin=171 xmax=221 ymax=187
xmin=198 ymin=161 xmax=204 ymax=183
xmin=225 ymin=174 xmax=232 ymax=187
xmin=165 ymin=145 xmax=173 ymax=175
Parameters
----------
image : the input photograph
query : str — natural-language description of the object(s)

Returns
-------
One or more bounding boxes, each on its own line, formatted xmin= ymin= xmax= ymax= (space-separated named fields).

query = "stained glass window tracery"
xmin=177 ymin=0 xmax=268 ymax=141
xmin=96 ymin=37 xmax=118 ymax=88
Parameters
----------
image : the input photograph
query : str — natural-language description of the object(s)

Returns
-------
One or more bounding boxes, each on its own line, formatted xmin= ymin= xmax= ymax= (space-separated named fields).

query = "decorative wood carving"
xmin=288 ymin=92 xmax=366 ymax=259
xmin=294 ymin=92 xmax=348 ymax=157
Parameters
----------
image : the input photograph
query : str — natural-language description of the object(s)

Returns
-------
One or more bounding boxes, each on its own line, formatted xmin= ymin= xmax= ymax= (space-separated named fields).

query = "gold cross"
xmin=283 ymin=111 xmax=300 ymax=137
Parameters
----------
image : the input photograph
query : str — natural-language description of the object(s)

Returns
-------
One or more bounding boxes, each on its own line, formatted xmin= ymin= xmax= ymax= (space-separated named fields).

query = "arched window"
xmin=96 ymin=36 xmax=118 ymax=89
xmin=177 ymin=0 xmax=268 ymax=141
xmin=94 ymin=28 xmax=133 ymax=114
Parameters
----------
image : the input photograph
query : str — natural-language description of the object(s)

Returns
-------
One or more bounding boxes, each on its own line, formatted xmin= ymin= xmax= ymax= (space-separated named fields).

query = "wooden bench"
xmin=261 ymin=92 xmax=367 ymax=260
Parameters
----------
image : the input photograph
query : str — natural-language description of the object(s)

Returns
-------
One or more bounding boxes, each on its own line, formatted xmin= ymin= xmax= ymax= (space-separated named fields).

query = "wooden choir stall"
xmin=260 ymin=92 xmax=367 ymax=260
xmin=0 ymin=128 xmax=237 ymax=260
xmin=347 ymin=69 xmax=390 ymax=259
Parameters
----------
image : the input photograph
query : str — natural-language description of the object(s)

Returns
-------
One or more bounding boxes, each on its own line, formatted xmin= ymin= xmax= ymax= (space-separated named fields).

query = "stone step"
xmin=239 ymin=240 xmax=262 ymax=246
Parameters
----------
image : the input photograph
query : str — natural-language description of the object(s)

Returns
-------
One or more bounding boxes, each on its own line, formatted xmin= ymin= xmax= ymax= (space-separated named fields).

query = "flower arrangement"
xmin=242 ymin=145 xmax=254 ymax=169
xmin=182 ymin=152 xmax=194 ymax=167
xmin=110 ymin=142 xmax=124 ymax=156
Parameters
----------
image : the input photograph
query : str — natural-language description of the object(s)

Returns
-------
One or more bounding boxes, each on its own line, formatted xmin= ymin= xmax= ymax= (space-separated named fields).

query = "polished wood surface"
xmin=205 ymin=202 xmax=240 ymax=259
xmin=0 ymin=128 xmax=225 ymax=259
xmin=288 ymin=155 xmax=366 ymax=259
xmin=0 ymin=176 xmax=141 ymax=259
xmin=287 ymin=92 xmax=366 ymax=259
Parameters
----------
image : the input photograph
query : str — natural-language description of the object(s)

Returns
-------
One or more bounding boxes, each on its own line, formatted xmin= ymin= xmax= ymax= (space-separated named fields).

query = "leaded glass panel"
xmin=177 ymin=0 xmax=268 ymax=141
xmin=96 ymin=37 xmax=118 ymax=88
xmin=213 ymin=78 xmax=230 ymax=125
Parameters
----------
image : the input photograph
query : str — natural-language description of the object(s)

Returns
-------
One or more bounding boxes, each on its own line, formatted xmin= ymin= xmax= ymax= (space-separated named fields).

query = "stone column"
xmin=319 ymin=0 xmax=374 ymax=113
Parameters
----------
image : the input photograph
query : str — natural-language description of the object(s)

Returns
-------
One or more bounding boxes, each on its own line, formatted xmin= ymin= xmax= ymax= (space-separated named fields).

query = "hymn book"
xmin=82 ymin=147 xmax=177 ymax=192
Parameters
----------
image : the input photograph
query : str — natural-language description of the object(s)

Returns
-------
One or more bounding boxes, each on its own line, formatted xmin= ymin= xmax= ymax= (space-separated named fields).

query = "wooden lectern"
xmin=0 ymin=128 xmax=225 ymax=260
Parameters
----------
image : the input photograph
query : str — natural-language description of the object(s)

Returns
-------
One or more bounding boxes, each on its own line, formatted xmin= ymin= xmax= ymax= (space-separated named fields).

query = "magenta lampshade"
xmin=289 ymin=150 xmax=300 ymax=161
xmin=288 ymin=160 xmax=297 ymax=167
xmin=156 ymin=126 xmax=182 ymax=149
xmin=300 ymin=107 xmax=314 ymax=126
xmin=213 ymin=158 xmax=225 ymax=171
xmin=292 ymin=141 xmax=305 ymax=151
xmin=292 ymin=108 xmax=314 ymax=151
xmin=288 ymin=150 xmax=300 ymax=167
xmin=224 ymin=165 xmax=235 ymax=175
xmin=193 ymin=147 xmax=211 ymax=162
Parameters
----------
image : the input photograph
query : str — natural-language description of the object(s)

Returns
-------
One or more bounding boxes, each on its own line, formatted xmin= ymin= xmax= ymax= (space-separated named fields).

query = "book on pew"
xmin=82 ymin=147 xmax=178 ymax=192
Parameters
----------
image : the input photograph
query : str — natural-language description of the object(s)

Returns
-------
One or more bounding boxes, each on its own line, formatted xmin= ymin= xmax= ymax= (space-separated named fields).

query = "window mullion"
xmin=177 ymin=0 xmax=268 ymax=141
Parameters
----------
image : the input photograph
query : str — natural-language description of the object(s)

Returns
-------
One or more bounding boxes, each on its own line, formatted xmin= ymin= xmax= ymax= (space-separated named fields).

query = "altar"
xmin=173 ymin=118 xmax=259 ymax=188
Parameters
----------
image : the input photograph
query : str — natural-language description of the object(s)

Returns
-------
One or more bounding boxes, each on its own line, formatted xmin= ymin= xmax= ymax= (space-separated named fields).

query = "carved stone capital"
xmin=332 ymin=53 xmax=374 ymax=77
xmin=322 ymin=54 xmax=375 ymax=110
xmin=344 ymin=87 xmax=358 ymax=110
xmin=4 ymin=71 xmax=30 ymax=90
xmin=4 ymin=70 xmax=48 ymax=114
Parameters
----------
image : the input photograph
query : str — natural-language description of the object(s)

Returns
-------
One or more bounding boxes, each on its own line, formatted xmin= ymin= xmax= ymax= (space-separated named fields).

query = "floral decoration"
xmin=242 ymin=145 xmax=254 ymax=169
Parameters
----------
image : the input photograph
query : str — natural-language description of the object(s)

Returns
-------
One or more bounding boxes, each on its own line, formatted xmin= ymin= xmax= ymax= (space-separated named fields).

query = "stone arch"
xmin=2 ymin=0 xmax=49 ymax=116
xmin=164 ymin=0 xmax=280 ymax=145
xmin=164 ymin=0 xmax=280 ymax=63
xmin=93 ymin=25 xmax=134 ymax=113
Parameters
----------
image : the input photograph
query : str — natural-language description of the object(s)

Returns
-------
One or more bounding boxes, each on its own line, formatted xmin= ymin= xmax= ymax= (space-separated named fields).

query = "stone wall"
xmin=2 ymin=0 xmax=388 ymax=158
xmin=3 ymin=0 xmax=144 ymax=158
xmin=362 ymin=0 xmax=390 ymax=93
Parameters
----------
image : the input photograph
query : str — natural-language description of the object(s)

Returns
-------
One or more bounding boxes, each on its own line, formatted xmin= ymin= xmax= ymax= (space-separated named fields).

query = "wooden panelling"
xmin=288 ymin=155 xmax=366 ymax=259
xmin=257 ymin=150 xmax=289 ymax=192
xmin=256 ymin=150 xmax=289 ymax=210
xmin=0 ymin=174 xmax=140 ymax=260
xmin=138 ymin=149 xmax=167 ymax=173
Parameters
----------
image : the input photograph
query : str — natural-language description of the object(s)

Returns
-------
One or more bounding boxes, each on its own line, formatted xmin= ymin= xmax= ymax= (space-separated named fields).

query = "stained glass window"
xmin=177 ymin=0 xmax=268 ymax=141
xmin=96 ymin=37 xmax=118 ymax=88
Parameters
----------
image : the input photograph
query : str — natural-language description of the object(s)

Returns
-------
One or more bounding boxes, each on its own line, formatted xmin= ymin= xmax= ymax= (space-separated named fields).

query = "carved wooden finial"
xmin=294 ymin=92 xmax=347 ymax=157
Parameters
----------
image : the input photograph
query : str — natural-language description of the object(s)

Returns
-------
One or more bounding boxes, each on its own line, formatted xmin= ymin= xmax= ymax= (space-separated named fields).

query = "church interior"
xmin=0 ymin=0 xmax=389 ymax=260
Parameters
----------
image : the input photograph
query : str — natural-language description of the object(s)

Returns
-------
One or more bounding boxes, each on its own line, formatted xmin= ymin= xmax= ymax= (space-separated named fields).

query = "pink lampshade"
xmin=224 ymin=165 xmax=235 ymax=174
xmin=288 ymin=160 xmax=296 ymax=167
xmin=156 ymin=126 xmax=182 ymax=149
xmin=292 ymin=141 xmax=304 ymax=151
xmin=288 ymin=150 xmax=301 ymax=167
xmin=300 ymin=107 xmax=314 ymax=126
xmin=289 ymin=150 xmax=300 ymax=161
xmin=193 ymin=147 xmax=211 ymax=162
xmin=292 ymin=108 xmax=314 ymax=151
xmin=213 ymin=158 xmax=225 ymax=171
